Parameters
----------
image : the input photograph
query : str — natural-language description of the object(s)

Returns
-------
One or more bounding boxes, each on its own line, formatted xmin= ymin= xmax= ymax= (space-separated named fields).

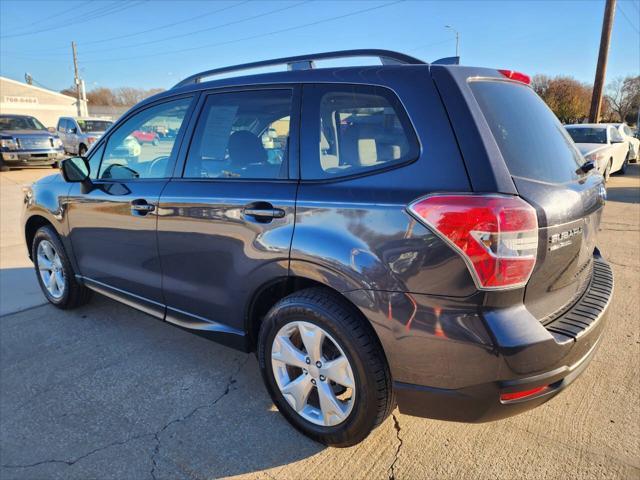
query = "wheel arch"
xmin=245 ymin=275 xmax=384 ymax=357
xmin=24 ymin=215 xmax=54 ymax=259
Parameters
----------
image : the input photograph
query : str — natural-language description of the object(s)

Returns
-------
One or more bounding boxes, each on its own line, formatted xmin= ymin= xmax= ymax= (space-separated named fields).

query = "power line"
xmin=618 ymin=3 xmax=640 ymax=33
xmin=0 ymin=1 xmax=148 ymax=39
xmin=78 ymin=1 xmax=308 ymax=55
xmin=82 ymin=0 xmax=405 ymax=64
xmin=3 ymin=0 xmax=96 ymax=32
xmin=15 ymin=0 xmax=253 ymax=55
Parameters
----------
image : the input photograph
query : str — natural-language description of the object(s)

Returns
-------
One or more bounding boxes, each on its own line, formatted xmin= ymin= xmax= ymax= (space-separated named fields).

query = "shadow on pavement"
xmin=606 ymin=164 xmax=640 ymax=204
xmin=0 ymin=295 xmax=325 ymax=479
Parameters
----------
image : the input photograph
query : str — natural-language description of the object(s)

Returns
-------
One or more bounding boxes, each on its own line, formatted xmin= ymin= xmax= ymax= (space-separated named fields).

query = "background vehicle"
xmin=22 ymin=50 xmax=613 ymax=447
xmin=611 ymin=123 xmax=639 ymax=163
xmin=57 ymin=117 xmax=113 ymax=157
xmin=131 ymin=129 xmax=159 ymax=145
xmin=565 ymin=123 xmax=629 ymax=178
xmin=0 ymin=114 xmax=65 ymax=171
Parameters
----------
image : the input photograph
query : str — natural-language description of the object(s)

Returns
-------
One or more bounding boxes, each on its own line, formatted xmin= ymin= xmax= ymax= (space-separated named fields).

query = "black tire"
xmin=258 ymin=287 xmax=394 ymax=447
xmin=78 ymin=145 xmax=87 ymax=157
xmin=32 ymin=225 xmax=92 ymax=309
xmin=0 ymin=159 xmax=9 ymax=172
xmin=604 ymin=159 xmax=612 ymax=182
xmin=618 ymin=153 xmax=628 ymax=175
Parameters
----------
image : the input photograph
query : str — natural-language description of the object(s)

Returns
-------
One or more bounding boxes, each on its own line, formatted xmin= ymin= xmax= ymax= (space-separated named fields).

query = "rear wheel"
xmin=32 ymin=226 xmax=91 ymax=309
xmin=258 ymin=288 xmax=394 ymax=447
xmin=618 ymin=153 xmax=629 ymax=175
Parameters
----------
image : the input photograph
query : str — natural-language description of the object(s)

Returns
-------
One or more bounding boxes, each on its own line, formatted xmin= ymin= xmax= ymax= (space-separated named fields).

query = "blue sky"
xmin=1 ymin=0 xmax=638 ymax=92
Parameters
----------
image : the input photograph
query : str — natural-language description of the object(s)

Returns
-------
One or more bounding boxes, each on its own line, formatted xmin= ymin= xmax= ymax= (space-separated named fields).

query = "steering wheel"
xmin=147 ymin=156 xmax=169 ymax=177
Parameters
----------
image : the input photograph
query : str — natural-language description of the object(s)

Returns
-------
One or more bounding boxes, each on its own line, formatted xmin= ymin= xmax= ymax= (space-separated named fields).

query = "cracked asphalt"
xmin=0 ymin=166 xmax=638 ymax=480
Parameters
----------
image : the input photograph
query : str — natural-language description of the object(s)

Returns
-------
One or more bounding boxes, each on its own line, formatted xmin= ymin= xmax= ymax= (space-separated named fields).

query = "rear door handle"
xmin=130 ymin=199 xmax=155 ymax=215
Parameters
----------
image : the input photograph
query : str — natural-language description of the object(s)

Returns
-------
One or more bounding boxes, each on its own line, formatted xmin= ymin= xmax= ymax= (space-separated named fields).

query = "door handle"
xmin=130 ymin=199 xmax=155 ymax=215
xmin=243 ymin=203 xmax=286 ymax=221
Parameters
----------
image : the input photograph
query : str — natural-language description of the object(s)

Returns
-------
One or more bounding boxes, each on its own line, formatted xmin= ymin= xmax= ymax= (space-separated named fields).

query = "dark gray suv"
xmin=22 ymin=50 xmax=613 ymax=447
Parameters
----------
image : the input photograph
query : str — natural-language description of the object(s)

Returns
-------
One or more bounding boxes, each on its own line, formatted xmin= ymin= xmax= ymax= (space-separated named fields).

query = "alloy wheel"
xmin=271 ymin=321 xmax=356 ymax=427
xmin=37 ymin=240 xmax=66 ymax=299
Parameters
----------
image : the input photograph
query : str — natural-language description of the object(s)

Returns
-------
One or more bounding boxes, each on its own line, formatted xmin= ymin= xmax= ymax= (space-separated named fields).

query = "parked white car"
xmin=611 ymin=123 xmax=639 ymax=163
xmin=57 ymin=117 xmax=113 ymax=156
xmin=565 ymin=124 xmax=629 ymax=180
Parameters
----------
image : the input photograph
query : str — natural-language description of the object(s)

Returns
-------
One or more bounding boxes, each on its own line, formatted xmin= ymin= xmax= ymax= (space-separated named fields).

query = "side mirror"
xmin=61 ymin=157 xmax=92 ymax=190
xmin=47 ymin=127 xmax=56 ymax=133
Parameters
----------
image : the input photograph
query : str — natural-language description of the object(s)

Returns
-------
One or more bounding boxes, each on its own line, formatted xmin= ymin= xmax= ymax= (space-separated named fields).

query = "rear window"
xmin=470 ymin=80 xmax=583 ymax=183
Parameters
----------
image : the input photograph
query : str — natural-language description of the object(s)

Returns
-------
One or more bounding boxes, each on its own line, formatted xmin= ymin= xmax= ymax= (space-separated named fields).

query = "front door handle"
xmin=243 ymin=203 xmax=286 ymax=222
xmin=130 ymin=199 xmax=155 ymax=215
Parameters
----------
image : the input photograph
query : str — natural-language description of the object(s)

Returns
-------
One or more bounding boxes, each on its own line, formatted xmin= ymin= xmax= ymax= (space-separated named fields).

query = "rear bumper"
xmin=367 ymin=252 xmax=613 ymax=422
xmin=394 ymin=330 xmax=603 ymax=422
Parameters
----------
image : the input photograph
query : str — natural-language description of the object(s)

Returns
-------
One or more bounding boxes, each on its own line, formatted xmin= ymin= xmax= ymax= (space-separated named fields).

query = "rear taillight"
xmin=408 ymin=195 xmax=538 ymax=290
xmin=498 ymin=69 xmax=531 ymax=85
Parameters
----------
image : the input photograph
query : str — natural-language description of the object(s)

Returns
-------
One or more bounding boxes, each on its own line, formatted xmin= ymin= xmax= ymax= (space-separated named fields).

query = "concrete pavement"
xmin=0 ymin=166 xmax=638 ymax=480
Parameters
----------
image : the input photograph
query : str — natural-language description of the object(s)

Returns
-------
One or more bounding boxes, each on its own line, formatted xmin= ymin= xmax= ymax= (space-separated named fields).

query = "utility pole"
xmin=71 ymin=41 xmax=82 ymax=116
xmin=589 ymin=0 xmax=616 ymax=123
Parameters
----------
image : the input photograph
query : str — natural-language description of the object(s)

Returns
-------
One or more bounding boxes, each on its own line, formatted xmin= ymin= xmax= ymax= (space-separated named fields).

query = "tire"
xmin=258 ymin=287 xmax=394 ymax=447
xmin=604 ymin=159 xmax=612 ymax=182
xmin=78 ymin=145 xmax=87 ymax=157
xmin=618 ymin=154 xmax=628 ymax=175
xmin=32 ymin=226 xmax=91 ymax=309
xmin=0 ymin=158 xmax=9 ymax=172
xmin=152 ymin=138 xmax=159 ymax=146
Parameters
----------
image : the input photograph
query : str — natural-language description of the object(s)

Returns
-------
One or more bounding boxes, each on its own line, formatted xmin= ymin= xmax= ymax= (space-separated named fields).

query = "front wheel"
xmin=32 ymin=226 xmax=91 ymax=309
xmin=604 ymin=159 xmax=612 ymax=182
xmin=258 ymin=288 xmax=394 ymax=447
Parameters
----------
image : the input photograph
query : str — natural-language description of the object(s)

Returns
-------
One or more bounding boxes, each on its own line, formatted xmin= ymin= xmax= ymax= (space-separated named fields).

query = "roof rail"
xmin=172 ymin=49 xmax=426 ymax=88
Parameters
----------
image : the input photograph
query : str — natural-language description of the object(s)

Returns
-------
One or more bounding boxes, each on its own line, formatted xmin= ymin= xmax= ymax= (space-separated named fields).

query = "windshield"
xmin=0 ymin=116 xmax=47 ymax=131
xmin=566 ymin=127 xmax=607 ymax=144
xmin=77 ymin=120 xmax=112 ymax=133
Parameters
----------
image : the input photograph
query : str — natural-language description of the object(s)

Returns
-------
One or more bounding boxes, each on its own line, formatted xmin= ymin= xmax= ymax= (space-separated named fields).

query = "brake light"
xmin=498 ymin=69 xmax=531 ymax=85
xmin=500 ymin=385 xmax=548 ymax=402
xmin=408 ymin=195 xmax=538 ymax=290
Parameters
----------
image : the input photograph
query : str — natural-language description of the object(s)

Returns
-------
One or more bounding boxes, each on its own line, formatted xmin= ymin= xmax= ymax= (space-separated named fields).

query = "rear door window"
xmin=301 ymin=84 xmax=419 ymax=180
xmin=183 ymin=89 xmax=292 ymax=180
xmin=470 ymin=80 xmax=583 ymax=183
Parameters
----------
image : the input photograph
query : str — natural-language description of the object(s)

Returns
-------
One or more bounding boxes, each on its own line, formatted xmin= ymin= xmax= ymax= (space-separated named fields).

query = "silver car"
xmin=57 ymin=117 xmax=113 ymax=156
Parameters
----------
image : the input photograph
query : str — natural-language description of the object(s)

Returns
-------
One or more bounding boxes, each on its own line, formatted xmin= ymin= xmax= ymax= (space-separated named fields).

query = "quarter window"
xmin=98 ymin=97 xmax=192 ymax=180
xmin=184 ymin=89 xmax=292 ymax=179
xmin=303 ymin=85 xmax=419 ymax=180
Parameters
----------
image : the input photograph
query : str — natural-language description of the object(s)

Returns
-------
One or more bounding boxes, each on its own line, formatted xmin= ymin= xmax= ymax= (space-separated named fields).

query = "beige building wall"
xmin=0 ymin=76 xmax=81 ymax=128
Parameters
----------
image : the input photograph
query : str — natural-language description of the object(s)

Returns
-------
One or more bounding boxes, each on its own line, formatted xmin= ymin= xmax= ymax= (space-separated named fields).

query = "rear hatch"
xmin=433 ymin=67 xmax=606 ymax=321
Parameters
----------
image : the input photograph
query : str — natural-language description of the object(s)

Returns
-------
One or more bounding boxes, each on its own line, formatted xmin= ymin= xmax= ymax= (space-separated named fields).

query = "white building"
xmin=0 ymin=76 xmax=87 ymax=128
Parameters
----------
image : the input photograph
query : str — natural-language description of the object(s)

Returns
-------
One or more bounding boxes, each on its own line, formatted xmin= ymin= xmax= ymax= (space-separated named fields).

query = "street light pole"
xmin=445 ymin=25 xmax=459 ymax=58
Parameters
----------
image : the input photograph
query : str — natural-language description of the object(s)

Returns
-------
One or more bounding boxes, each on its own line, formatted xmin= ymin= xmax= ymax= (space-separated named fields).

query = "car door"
xmin=57 ymin=118 xmax=68 ymax=151
xmin=66 ymin=95 xmax=196 ymax=317
xmin=157 ymin=87 xmax=300 ymax=340
xmin=609 ymin=126 xmax=627 ymax=171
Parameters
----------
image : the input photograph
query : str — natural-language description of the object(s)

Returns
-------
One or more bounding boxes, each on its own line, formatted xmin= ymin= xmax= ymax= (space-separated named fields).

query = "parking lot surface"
xmin=0 ymin=167 xmax=638 ymax=480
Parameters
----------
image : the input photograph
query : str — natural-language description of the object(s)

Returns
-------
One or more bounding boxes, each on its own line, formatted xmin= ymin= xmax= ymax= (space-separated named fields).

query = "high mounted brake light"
xmin=408 ymin=195 xmax=538 ymax=290
xmin=498 ymin=69 xmax=531 ymax=85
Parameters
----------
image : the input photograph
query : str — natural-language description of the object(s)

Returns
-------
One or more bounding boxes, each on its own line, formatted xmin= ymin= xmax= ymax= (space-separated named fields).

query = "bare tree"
xmin=605 ymin=76 xmax=640 ymax=123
